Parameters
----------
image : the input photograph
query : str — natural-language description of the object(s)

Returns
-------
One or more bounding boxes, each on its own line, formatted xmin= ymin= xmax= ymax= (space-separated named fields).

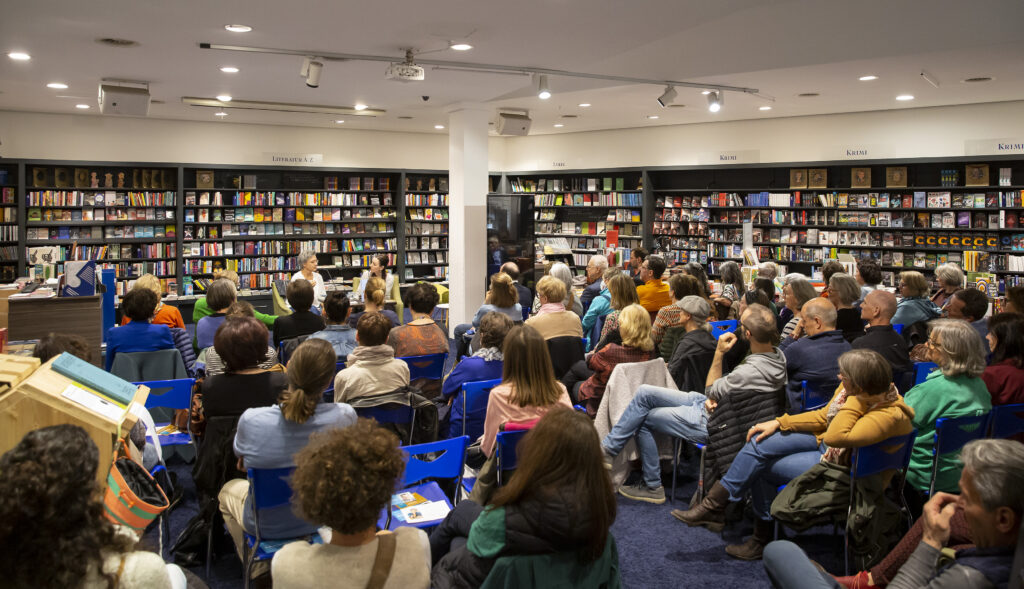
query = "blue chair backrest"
xmin=462 ymin=379 xmax=502 ymax=439
xmin=990 ymin=403 xmax=1024 ymax=439
xmin=934 ymin=413 xmax=991 ymax=457
xmin=321 ymin=360 xmax=346 ymax=401
xmin=402 ymin=435 xmax=469 ymax=488
xmin=248 ymin=466 xmax=296 ymax=511
xmin=709 ymin=320 xmax=737 ymax=339
xmin=892 ymin=323 xmax=905 ymax=335
xmin=355 ymin=404 xmax=416 ymax=427
xmin=801 ymin=379 xmax=838 ymax=411
xmin=850 ymin=430 xmax=916 ymax=479
xmin=521 ymin=306 xmax=531 ymax=322
xmin=496 ymin=429 xmax=529 ymax=472
xmin=914 ymin=362 xmax=939 ymax=386
xmin=137 ymin=378 xmax=196 ymax=411
xmin=400 ymin=353 xmax=448 ymax=381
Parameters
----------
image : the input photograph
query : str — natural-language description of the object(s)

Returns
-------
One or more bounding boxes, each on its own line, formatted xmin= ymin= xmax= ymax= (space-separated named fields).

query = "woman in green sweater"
xmin=192 ymin=269 xmax=276 ymax=328
xmin=903 ymin=318 xmax=990 ymax=512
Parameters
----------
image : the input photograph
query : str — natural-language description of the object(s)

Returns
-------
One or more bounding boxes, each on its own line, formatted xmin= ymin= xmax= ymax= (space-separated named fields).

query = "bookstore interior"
xmin=2 ymin=1 xmax=1024 ymax=587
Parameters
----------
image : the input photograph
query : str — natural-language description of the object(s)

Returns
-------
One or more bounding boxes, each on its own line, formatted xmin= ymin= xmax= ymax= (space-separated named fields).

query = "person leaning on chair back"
xmin=272 ymin=420 xmax=430 ymax=589
xmin=106 ymin=287 xmax=176 ymax=371
xmin=272 ymin=278 xmax=326 ymax=349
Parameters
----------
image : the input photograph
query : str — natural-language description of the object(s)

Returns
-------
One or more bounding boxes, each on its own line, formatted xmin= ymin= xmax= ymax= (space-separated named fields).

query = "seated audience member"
xmin=780 ymin=277 xmax=818 ymax=338
xmin=853 ymin=290 xmax=912 ymax=378
xmin=677 ymin=349 xmax=913 ymax=561
xmin=292 ymin=249 xmax=327 ymax=310
xmin=119 ymin=274 xmax=184 ymax=329
xmin=629 ymin=247 xmax=649 ymax=286
xmin=595 ymin=273 xmax=641 ymax=349
xmin=307 ymin=291 xmax=357 ymax=359
xmin=607 ymin=303 xmax=786 ymax=505
xmin=388 ymin=282 xmax=448 ymax=396
xmin=195 ymin=278 xmax=237 ymax=350
xmin=682 ymin=261 xmax=714 ymax=301
xmin=548 ymin=261 xmax=584 ymax=317
xmin=753 ymin=278 xmax=778 ymax=314
xmin=580 ymin=254 xmax=610 ymax=308
xmin=201 ymin=316 xmax=287 ymax=420
xmin=272 ymin=421 xmax=429 ymax=589
xmin=524 ymin=275 xmax=583 ymax=340
xmin=431 ymin=408 xmax=619 ymax=588
xmin=272 ymin=279 xmax=327 ymax=349
xmin=1005 ymin=285 xmax=1024 ymax=314
xmin=827 ymin=272 xmax=866 ymax=342
xmin=454 ymin=273 xmax=521 ymax=357
xmin=652 ymin=273 xmax=706 ymax=351
xmin=219 ymin=339 xmax=356 ymax=566
xmin=904 ymin=319 xmax=990 ymax=512
xmin=576 ymin=304 xmax=655 ymax=415
xmin=982 ymin=312 xmax=1024 ymax=406
xmin=581 ymin=267 xmax=622 ymax=337
xmin=819 ymin=260 xmax=846 ymax=300
xmin=665 ymin=296 xmax=719 ymax=389
xmin=945 ymin=288 xmax=992 ymax=354
xmin=0 ymin=425 xmax=184 ymax=588
xmin=779 ymin=297 xmax=852 ymax=410
xmin=347 ymin=276 xmax=400 ymax=329
xmin=757 ymin=262 xmax=779 ymax=281
xmin=441 ymin=312 xmax=514 ymax=438
xmin=500 ymin=261 xmax=532 ymax=312
xmin=856 ymin=257 xmax=883 ymax=301
xmin=33 ymin=332 xmax=92 ymax=364
xmin=636 ymin=255 xmax=671 ymax=314
xmin=194 ymin=269 xmax=276 ymax=328
xmin=106 ymin=287 xmax=176 ymax=371
xmin=931 ymin=262 xmax=965 ymax=310
xmin=893 ymin=270 xmax=943 ymax=329
xmin=334 ymin=312 xmax=410 ymax=403
xmin=769 ymin=439 xmax=1024 ymax=589
xmin=713 ymin=261 xmax=746 ymax=320
xmin=203 ymin=302 xmax=281 ymax=376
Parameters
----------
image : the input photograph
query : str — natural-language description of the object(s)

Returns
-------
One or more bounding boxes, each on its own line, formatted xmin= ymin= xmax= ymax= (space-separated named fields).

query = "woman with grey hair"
xmin=291 ymin=249 xmax=327 ymax=308
xmin=904 ymin=319 xmax=991 ymax=510
xmin=893 ymin=270 xmax=942 ymax=327
xmin=827 ymin=273 xmax=865 ymax=342
xmin=533 ymin=262 xmax=583 ymax=317
xmin=931 ymin=263 xmax=965 ymax=309
xmin=780 ymin=277 xmax=818 ymax=338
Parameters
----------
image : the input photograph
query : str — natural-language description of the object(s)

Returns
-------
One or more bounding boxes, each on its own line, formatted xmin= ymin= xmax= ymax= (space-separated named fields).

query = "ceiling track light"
xmin=707 ymin=90 xmax=723 ymax=113
xmin=534 ymin=73 xmax=551 ymax=99
xmin=657 ymin=85 xmax=677 ymax=108
xmin=306 ymin=60 xmax=323 ymax=88
xmin=920 ymin=70 xmax=940 ymax=89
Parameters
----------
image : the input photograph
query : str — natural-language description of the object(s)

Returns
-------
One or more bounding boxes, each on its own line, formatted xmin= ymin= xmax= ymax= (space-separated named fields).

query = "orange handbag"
xmin=102 ymin=439 xmax=169 ymax=535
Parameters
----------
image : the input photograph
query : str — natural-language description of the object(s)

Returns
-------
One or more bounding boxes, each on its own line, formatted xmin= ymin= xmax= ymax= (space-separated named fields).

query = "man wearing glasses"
xmin=580 ymin=254 xmax=609 ymax=308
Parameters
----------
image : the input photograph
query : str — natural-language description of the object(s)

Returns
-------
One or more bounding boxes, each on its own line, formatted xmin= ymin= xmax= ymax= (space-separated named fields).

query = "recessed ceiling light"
xmin=334 ymin=119 xmax=345 ymax=124
xmin=553 ymin=124 xmax=564 ymax=128
xmin=858 ymin=75 xmax=878 ymax=81
xmin=578 ymin=103 xmax=591 ymax=108
xmin=449 ymin=41 xmax=473 ymax=51
xmin=47 ymin=82 xmax=69 ymax=89
xmin=434 ymin=124 xmax=445 ymax=130
xmin=354 ymin=103 xmax=368 ymax=111
xmin=214 ymin=111 xmax=228 ymax=117
xmin=759 ymin=106 xmax=772 ymax=111
xmin=220 ymin=66 xmax=239 ymax=73
xmin=701 ymin=90 xmax=711 ymax=95
xmin=797 ymin=92 xmax=820 ymax=97
xmin=224 ymin=24 xmax=252 ymax=33
xmin=963 ymin=76 xmax=993 ymax=83
xmin=896 ymin=94 xmax=915 ymax=101
xmin=75 ymin=104 xmax=90 ymax=109
xmin=216 ymin=94 xmax=232 ymax=102
xmin=646 ymin=115 xmax=659 ymax=120
xmin=7 ymin=52 xmax=30 ymax=61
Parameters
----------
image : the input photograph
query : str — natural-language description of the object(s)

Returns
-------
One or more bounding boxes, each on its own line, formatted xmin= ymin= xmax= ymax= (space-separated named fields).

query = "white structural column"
xmin=446 ymin=104 xmax=490 ymax=336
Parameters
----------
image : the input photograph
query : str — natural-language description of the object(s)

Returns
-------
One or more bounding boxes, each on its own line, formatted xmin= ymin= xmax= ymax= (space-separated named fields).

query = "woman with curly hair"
xmin=271 ymin=420 xmax=430 ymax=588
xmin=0 ymin=424 xmax=184 ymax=588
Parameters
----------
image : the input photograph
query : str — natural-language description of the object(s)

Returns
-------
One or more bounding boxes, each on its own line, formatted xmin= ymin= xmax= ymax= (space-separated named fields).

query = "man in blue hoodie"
xmin=778 ymin=297 xmax=851 ymax=411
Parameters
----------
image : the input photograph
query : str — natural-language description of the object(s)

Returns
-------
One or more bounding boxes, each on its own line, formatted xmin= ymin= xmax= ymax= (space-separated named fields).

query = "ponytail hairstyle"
xmin=365 ymin=276 xmax=386 ymax=307
xmin=280 ymin=338 xmax=336 ymax=424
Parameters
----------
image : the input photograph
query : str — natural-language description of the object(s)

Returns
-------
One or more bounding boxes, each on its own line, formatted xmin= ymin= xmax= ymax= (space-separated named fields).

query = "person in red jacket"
xmin=983 ymin=312 xmax=1024 ymax=406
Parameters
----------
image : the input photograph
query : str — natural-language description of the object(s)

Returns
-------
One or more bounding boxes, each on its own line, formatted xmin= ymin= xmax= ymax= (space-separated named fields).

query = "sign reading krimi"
xmin=965 ymin=139 xmax=1024 ymax=156
xmin=263 ymin=152 xmax=324 ymax=165
xmin=825 ymin=144 xmax=885 ymax=160
xmin=699 ymin=150 xmax=760 ymax=165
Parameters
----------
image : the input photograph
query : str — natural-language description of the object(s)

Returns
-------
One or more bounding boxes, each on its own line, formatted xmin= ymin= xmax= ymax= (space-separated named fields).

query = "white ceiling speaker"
xmin=98 ymin=83 xmax=150 ymax=116
xmin=496 ymin=112 xmax=532 ymax=136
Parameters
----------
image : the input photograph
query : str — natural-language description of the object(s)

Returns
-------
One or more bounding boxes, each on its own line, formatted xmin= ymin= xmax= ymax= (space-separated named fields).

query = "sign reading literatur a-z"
xmin=262 ymin=152 xmax=324 ymax=165
xmin=965 ymin=139 xmax=1024 ymax=156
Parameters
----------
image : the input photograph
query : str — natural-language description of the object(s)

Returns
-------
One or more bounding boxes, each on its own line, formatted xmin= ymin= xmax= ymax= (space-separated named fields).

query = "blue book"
xmin=51 ymin=352 xmax=137 ymax=406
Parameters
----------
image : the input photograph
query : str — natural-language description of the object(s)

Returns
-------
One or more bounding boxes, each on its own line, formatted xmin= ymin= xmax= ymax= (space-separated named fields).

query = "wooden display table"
xmin=8 ymin=295 xmax=103 ymax=366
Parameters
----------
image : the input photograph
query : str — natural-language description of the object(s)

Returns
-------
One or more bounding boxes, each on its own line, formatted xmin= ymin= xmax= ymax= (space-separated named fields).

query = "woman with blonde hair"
xmin=347 ymin=275 xmax=400 ymax=328
xmin=596 ymin=272 xmax=641 ymax=348
xmin=120 ymin=274 xmax=184 ymax=329
xmin=524 ymin=275 xmax=583 ymax=340
xmin=576 ymin=303 xmax=655 ymax=415
xmin=454 ymin=272 xmax=523 ymax=357
xmin=891 ymin=270 xmax=942 ymax=328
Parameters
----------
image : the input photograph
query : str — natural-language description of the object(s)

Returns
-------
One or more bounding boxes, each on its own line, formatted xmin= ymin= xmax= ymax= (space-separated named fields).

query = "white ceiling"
xmin=2 ymin=0 xmax=1023 ymax=136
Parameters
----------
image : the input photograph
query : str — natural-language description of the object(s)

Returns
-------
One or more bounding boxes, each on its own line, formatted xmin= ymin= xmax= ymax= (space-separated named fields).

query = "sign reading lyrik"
xmin=965 ymin=139 xmax=1024 ymax=156
xmin=263 ymin=152 xmax=324 ymax=165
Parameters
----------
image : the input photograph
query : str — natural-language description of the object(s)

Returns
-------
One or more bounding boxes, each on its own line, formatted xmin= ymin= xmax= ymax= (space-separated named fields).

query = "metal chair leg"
xmin=205 ymin=520 xmax=214 ymax=581
xmin=670 ymin=438 xmax=680 ymax=504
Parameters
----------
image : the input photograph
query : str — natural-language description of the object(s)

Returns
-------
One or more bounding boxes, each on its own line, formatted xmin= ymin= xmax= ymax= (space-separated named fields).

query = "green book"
xmin=51 ymin=352 xmax=137 ymax=406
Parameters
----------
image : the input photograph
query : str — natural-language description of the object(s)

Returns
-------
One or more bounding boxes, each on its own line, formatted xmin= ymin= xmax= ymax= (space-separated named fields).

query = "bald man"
xmin=853 ymin=290 xmax=912 ymax=378
xmin=778 ymin=297 xmax=852 ymax=410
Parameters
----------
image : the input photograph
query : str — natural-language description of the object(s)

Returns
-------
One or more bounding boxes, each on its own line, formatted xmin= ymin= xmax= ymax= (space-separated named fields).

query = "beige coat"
xmin=334 ymin=344 xmax=411 ymax=403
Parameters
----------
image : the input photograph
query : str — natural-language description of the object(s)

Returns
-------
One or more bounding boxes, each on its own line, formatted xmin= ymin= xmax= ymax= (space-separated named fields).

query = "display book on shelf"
xmin=182 ymin=173 xmax=398 ymax=295
xmin=652 ymin=194 xmax=709 ymax=266
xmin=24 ymin=165 xmax=178 ymax=295
xmin=512 ymin=174 xmax=643 ymax=272
xmin=0 ymin=171 xmax=18 ymax=281
xmin=403 ymin=174 xmax=449 ymax=281
xmin=705 ymin=185 xmax=1024 ymax=289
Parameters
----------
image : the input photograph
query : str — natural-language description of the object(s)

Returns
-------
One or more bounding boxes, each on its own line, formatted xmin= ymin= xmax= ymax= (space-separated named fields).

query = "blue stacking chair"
xmin=460 ymin=379 xmax=502 ymax=441
xmin=321 ymin=360 xmax=346 ymax=403
xmin=521 ymin=306 xmax=531 ymax=322
xmin=709 ymin=319 xmax=738 ymax=339
xmin=400 ymin=353 xmax=448 ymax=383
xmin=892 ymin=323 xmax=905 ymax=335
xmin=671 ymin=438 xmax=706 ymax=505
xmin=590 ymin=313 xmax=607 ymax=351
xmin=496 ymin=429 xmax=529 ymax=487
xmin=913 ymin=361 xmax=939 ymax=386
xmin=138 ymin=378 xmax=197 ymax=448
xmin=355 ymin=403 xmax=417 ymax=445
xmin=990 ymin=403 xmax=1024 ymax=439
xmin=801 ymin=379 xmax=839 ymax=412
xmin=242 ymin=467 xmax=323 ymax=589
xmin=930 ymin=413 xmax=991 ymax=496
xmin=381 ymin=436 xmax=470 ymax=530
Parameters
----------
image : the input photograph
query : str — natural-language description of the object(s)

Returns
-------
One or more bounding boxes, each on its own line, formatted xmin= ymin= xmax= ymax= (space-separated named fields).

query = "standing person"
xmin=119 ymin=274 xmax=184 ymax=329
xmin=195 ymin=279 xmax=237 ymax=350
xmin=348 ymin=276 xmax=400 ymax=328
xmin=983 ymin=312 xmax=1024 ymax=406
xmin=629 ymin=247 xmax=649 ymax=286
xmin=856 ymin=257 xmax=883 ymax=301
xmin=272 ymin=279 xmax=326 ymax=349
xmin=891 ymin=271 xmax=943 ymax=328
xmin=272 ymin=421 xmax=430 ymax=589
xmin=194 ymin=270 xmax=276 ymax=329
xmin=219 ymin=339 xmax=356 ymax=570
xmin=636 ymin=255 xmax=672 ymax=314
xmin=307 ymin=291 xmax=358 ymax=359
xmin=291 ymin=250 xmax=327 ymax=310
xmin=853 ymin=290 xmax=913 ymax=378
xmin=106 ymin=287 xmax=176 ymax=371
xmin=580 ymin=254 xmax=610 ymax=308
xmin=356 ymin=254 xmax=395 ymax=304
xmin=931 ymin=263 xmax=965 ymax=310
xmin=827 ymin=273 xmax=866 ymax=342
xmin=500 ymin=262 xmax=533 ymax=314
xmin=576 ymin=304 xmax=655 ymax=415
xmin=524 ymin=276 xmax=583 ymax=341
xmin=714 ymin=260 xmax=746 ymax=320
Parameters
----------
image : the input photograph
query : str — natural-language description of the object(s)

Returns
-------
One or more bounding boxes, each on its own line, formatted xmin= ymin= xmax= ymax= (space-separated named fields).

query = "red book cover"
xmin=606 ymin=229 xmax=619 ymax=249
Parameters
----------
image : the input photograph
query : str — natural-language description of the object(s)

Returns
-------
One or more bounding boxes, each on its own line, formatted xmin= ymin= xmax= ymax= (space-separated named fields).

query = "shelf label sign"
xmin=965 ymin=138 xmax=1024 ymax=155
xmin=263 ymin=152 xmax=324 ymax=165
xmin=699 ymin=149 xmax=760 ymax=165
xmin=828 ymin=144 xmax=883 ymax=159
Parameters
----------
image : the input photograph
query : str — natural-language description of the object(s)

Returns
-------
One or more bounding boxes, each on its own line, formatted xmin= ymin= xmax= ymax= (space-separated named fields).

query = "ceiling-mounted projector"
xmin=385 ymin=63 xmax=425 ymax=82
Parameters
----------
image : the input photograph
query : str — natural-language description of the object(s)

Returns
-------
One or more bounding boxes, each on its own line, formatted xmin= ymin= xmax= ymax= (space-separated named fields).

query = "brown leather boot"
xmin=725 ymin=519 xmax=774 ymax=560
xmin=670 ymin=481 xmax=730 ymax=532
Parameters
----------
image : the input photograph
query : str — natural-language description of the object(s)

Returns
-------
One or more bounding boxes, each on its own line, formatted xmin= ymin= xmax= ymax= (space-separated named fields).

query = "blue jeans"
xmin=602 ymin=385 xmax=708 ymax=489
xmin=763 ymin=541 xmax=841 ymax=588
xmin=720 ymin=431 xmax=824 ymax=520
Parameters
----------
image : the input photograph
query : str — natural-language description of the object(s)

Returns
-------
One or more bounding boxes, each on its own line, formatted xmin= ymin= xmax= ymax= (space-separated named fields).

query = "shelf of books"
xmin=651 ymin=194 xmax=709 ymax=267
xmin=403 ymin=174 xmax=448 ymax=281
xmin=24 ymin=165 xmax=178 ymax=294
xmin=0 ymin=164 xmax=18 ymax=281
xmin=510 ymin=173 xmax=643 ymax=272
xmin=182 ymin=168 xmax=398 ymax=294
